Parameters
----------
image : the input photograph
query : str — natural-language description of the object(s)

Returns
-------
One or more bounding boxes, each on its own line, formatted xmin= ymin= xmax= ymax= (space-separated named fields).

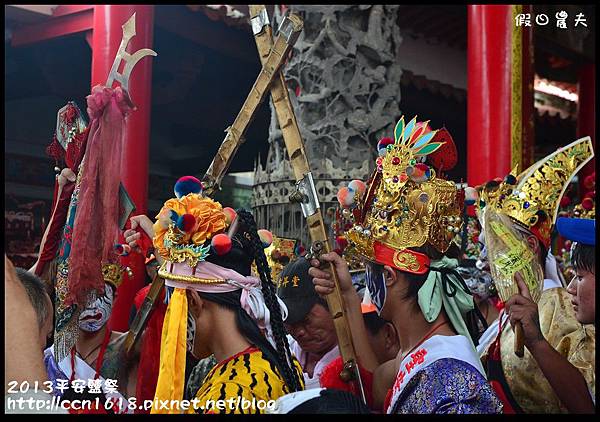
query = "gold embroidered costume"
xmin=483 ymin=287 xmax=595 ymax=412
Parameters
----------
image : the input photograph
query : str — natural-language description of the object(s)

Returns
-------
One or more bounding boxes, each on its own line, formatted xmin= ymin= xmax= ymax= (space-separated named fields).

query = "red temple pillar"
xmin=90 ymin=5 xmax=155 ymax=331
xmin=467 ymin=5 xmax=534 ymax=187
xmin=576 ymin=63 xmax=595 ymax=193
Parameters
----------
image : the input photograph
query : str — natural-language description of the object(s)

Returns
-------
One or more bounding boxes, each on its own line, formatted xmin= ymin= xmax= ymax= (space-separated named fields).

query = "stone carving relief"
xmin=253 ymin=5 xmax=403 ymax=245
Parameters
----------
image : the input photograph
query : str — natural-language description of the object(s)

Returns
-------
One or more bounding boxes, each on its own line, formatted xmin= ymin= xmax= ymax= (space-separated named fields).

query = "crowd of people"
xmin=4 ymin=114 xmax=596 ymax=414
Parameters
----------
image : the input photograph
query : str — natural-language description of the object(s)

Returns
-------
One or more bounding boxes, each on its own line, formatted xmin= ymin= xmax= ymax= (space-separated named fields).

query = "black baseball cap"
xmin=277 ymin=257 xmax=322 ymax=325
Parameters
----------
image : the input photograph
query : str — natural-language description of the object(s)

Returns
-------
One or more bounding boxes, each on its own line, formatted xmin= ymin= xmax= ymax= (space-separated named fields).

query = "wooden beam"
xmin=154 ymin=5 xmax=258 ymax=64
xmin=51 ymin=5 xmax=94 ymax=17
xmin=11 ymin=7 xmax=93 ymax=47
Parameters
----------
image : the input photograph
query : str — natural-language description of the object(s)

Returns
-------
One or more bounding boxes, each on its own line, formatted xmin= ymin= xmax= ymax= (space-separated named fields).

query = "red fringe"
xmin=65 ymin=126 xmax=90 ymax=170
xmin=66 ymin=86 xmax=133 ymax=307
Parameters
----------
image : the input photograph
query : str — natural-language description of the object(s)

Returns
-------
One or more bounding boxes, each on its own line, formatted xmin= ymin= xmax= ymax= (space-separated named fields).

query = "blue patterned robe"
xmin=386 ymin=335 xmax=503 ymax=414
xmin=390 ymin=358 xmax=503 ymax=413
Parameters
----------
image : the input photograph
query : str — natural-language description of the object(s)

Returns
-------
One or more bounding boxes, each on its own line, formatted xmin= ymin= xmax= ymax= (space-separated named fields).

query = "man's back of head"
xmin=14 ymin=268 xmax=53 ymax=348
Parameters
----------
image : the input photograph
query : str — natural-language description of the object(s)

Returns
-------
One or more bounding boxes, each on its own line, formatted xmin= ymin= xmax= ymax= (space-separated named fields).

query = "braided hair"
xmin=235 ymin=209 xmax=303 ymax=392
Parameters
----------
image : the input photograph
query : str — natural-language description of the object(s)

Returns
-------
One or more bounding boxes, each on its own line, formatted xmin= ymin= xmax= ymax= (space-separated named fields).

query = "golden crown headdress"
xmin=337 ymin=116 xmax=463 ymax=274
xmin=476 ymin=137 xmax=594 ymax=248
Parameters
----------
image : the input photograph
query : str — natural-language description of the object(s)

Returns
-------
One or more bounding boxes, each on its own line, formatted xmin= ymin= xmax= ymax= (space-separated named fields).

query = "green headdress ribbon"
xmin=417 ymin=256 xmax=476 ymax=347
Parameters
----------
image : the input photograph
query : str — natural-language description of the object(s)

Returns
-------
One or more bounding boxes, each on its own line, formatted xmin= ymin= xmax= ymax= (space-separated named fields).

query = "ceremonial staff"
xmin=86 ymin=12 xmax=159 ymax=357
xmin=125 ymin=13 xmax=302 ymax=356
xmin=249 ymin=5 xmax=366 ymax=402
xmin=201 ymin=13 xmax=303 ymax=196
xmin=202 ymin=6 xmax=366 ymax=402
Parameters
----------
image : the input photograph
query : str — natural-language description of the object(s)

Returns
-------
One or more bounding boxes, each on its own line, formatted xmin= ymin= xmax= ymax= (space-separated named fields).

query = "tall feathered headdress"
xmin=338 ymin=115 xmax=463 ymax=274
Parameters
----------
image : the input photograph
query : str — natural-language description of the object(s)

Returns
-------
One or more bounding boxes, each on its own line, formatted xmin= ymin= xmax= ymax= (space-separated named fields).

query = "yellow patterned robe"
xmin=187 ymin=347 xmax=304 ymax=414
xmin=483 ymin=287 xmax=595 ymax=413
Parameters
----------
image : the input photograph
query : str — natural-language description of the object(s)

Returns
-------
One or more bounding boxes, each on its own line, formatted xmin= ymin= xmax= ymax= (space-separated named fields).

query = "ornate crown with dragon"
xmin=337 ymin=116 xmax=463 ymax=274
xmin=153 ymin=176 xmax=274 ymax=283
xmin=473 ymin=137 xmax=594 ymax=249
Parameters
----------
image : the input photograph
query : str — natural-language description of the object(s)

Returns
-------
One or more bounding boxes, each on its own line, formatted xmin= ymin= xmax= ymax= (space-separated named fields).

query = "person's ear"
xmin=384 ymin=321 xmax=399 ymax=350
xmin=383 ymin=265 xmax=398 ymax=288
xmin=187 ymin=290 xmax=204 ymax=319
xmin=525 ymin=234 xmax=539 ymax=255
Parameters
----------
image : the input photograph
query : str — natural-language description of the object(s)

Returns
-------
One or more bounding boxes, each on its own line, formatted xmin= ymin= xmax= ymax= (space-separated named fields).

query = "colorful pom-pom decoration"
xmin=222 ymin=207 xmax=237 ymax=225
xmin=337 ymin=187 xmax=353 ymax=208
xmin=176 ymin=213 xmax=196 ymax=232
xmin=336 ymin=236 xmax=348 ymax=251
xmin=464 ymin=187 xmax=478 ymax=206
xmin=169 ymin=209 xmax=180 ymax=223
xmin=377 ymin=137 xmax=394 ymax=156
xmin=211 ymin=233 xmax=232 ymax=256
xmin=257 ymin=229 xmax=273 ymax=248
xmin=584 ymin=190 xmax=595 ymax=200
xmin=114 ymin=243 xmax=131 ymax=256
xmin=407 ymin=163 xmax=429 ymax=183
xmin=560 ymin=196 xmax=571 ymax=208
xmin=348 ymin=180 xmax=367 ymax=198
xmin=174 ymin=176 xmax=203 ymax=199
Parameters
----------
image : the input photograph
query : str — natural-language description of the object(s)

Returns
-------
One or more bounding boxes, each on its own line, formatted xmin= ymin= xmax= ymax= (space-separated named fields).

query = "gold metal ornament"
xmin=392 ymin=250 xmax=422 ymax=273
xmin=163 ymin=224 xmax=211 ymax=268
xmin=478 ymin=137 xmax=594 ymax=240
xmin=102 ymin=263 xmax=125 ymax=288
xmin=257 ymin=235 xmax=297 ymax=283
xmin=157 ymin=262 xmax=225 ymax=284
xmin=572 ymin=202 xmax=595 ymax=220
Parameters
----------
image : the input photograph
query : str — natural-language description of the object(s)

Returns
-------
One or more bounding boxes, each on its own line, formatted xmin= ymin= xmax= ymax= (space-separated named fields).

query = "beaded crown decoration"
xmin=337 ymin=115 xmax=463 ymax=274
xmin=475 ymin=137 xmax=594 ymax=249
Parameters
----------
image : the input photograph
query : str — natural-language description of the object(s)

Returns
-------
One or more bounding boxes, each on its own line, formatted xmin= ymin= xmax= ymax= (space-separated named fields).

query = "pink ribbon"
xmin=164 ymin=260 xmax=288 ymax=349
